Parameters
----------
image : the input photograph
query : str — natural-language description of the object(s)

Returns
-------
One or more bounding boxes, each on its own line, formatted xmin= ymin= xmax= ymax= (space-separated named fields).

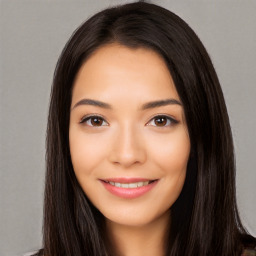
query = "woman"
xmin=34 ymin=1 xmax=256 ymax=256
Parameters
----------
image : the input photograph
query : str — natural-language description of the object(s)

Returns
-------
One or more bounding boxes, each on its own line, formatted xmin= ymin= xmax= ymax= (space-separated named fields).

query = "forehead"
xmin=71 ymin=43 xmax=180 ymax=106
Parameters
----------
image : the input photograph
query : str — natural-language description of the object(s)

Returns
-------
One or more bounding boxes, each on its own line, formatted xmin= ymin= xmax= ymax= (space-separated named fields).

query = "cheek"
xmin=69 ymin=128 xmax=109 ymax=176
xmin=148 ymin=129 xmax=190 ymax=172
xmin=148 ymin=129 xmax=190 ymax=203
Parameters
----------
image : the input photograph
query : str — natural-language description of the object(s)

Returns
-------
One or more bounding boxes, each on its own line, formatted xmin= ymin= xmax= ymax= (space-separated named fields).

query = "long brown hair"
xmin=37 ymin=2 xmax=254 ymax=255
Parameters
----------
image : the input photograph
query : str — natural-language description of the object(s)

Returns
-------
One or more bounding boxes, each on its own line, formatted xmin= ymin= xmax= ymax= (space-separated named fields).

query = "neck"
xmin=104 ymin=210 xmax=170 ymax=256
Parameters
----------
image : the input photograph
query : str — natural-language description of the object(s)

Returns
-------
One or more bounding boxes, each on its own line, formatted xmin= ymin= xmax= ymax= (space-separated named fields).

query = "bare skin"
xmin=105 ymin=209 xmax=170 ymax=256
xmin=69 ymin=43 xmax=190 ymax=256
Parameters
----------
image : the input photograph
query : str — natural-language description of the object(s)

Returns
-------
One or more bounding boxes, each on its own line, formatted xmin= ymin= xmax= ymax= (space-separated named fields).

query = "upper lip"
xmin=100 ymin=177 xmax=157 ymax=183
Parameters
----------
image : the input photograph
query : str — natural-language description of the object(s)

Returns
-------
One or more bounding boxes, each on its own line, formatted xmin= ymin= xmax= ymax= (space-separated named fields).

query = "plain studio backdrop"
xmin=0 ymin=0 xmax=255 ymax=255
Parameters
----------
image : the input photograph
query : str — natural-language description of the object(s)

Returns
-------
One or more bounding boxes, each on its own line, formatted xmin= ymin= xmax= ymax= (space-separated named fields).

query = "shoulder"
xmin=241 ymin=234 xmax=256 ymax=256
xmin=23 ymin=249 xmax=44 ymax=256
xmin=241 ymin=248 xmax=256 ymax=256
xmin=22 ymin=253 xmax=37 ymax=256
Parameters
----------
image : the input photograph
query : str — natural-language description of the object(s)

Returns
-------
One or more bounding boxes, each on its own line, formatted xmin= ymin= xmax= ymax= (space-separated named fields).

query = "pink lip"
xmin=100 ymin=178 xmax=159 ymax=199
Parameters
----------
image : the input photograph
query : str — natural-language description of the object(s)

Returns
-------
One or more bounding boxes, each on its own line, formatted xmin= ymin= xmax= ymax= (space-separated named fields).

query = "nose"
xmin=108 ymin=124 xmax=147 ymax=168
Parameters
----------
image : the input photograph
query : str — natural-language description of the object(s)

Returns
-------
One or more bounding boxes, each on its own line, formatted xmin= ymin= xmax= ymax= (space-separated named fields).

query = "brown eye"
xmin=147 ymin=115 xmax=178 ymax=127
xmin=91 ymin=117 xmax=103 ymax=126
xmin=154 ymin=116 xmax=168 ymax=126
xmin=80 ymin=115 xmax=108 ymax=127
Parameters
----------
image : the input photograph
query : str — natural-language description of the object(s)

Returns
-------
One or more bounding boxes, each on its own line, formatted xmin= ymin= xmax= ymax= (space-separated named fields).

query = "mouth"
xmin=99 ymin=178 xmax=159 ymax=199
xmin=101 ymin=179 xmax=157 ymax=189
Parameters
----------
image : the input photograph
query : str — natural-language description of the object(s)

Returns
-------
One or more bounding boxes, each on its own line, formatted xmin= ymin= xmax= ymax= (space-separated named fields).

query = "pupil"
xmin=156 ymin=117 xmax=167 ymax=126
xmin=92 ymin=117 xmax=102 ymax=126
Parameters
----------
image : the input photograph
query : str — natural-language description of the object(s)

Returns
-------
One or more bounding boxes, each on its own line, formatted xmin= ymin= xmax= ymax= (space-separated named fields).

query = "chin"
xmin=102 ymin=206 xmax=171 ymax=228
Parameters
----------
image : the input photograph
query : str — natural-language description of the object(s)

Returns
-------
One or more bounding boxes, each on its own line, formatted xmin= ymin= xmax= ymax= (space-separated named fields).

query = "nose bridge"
xmin=109 ymin=121 xmax=146 ymax=167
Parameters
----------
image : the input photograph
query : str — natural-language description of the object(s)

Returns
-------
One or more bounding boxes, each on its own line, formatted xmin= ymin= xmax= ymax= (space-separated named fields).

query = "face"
xmin=69 ymin=43 xmax=190 ymax=227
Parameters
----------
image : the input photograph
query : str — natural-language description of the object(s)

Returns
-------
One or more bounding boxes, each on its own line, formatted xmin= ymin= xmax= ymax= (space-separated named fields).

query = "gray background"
xmin=0 ymin=0 xmax=255 ymax=255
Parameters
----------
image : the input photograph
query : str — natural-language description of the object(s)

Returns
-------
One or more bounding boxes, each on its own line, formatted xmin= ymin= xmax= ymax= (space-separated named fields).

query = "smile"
xmin=100 ymin=179 xmax=158 ymax=199
xmin=106 ymin=180 xmax=153 ymax=188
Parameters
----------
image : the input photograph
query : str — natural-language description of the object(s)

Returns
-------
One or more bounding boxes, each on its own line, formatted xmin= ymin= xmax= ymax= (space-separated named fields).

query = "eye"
xmin=80 ymin=115 xmax=108 ymax=127
xmin=147 ymin=115 xmax=178 ymax=127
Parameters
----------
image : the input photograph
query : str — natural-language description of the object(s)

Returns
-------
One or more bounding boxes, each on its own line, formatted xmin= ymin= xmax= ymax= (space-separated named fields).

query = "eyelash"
xmin=79 ymin=114 xmax=178 ymax=128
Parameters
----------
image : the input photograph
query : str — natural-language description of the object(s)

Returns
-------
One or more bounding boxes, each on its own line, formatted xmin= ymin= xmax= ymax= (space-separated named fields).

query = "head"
xmin=44 ymin=2 xmax=245 ymax=256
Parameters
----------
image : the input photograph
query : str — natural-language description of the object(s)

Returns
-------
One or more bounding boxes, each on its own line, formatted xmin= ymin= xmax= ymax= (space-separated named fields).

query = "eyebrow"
xmin=71 ymin=98 xmax=182 ymax=111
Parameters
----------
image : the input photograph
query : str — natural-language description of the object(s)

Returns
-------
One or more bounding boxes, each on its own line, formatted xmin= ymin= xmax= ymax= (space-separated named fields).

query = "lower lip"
xmin=100 ymin=180 xmax=159 ymax=199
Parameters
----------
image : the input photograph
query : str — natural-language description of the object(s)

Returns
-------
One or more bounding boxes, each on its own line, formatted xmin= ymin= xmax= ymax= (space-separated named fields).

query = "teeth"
xmin=129 ymin=183 xmax=137 ymax=188
xmin=115 ymin=182 xmax=121 ymax=187
xmin=108 ymin=181 xmax=151 ymax=188
xmin=137 ymin=182 xmax=144 ymax=187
